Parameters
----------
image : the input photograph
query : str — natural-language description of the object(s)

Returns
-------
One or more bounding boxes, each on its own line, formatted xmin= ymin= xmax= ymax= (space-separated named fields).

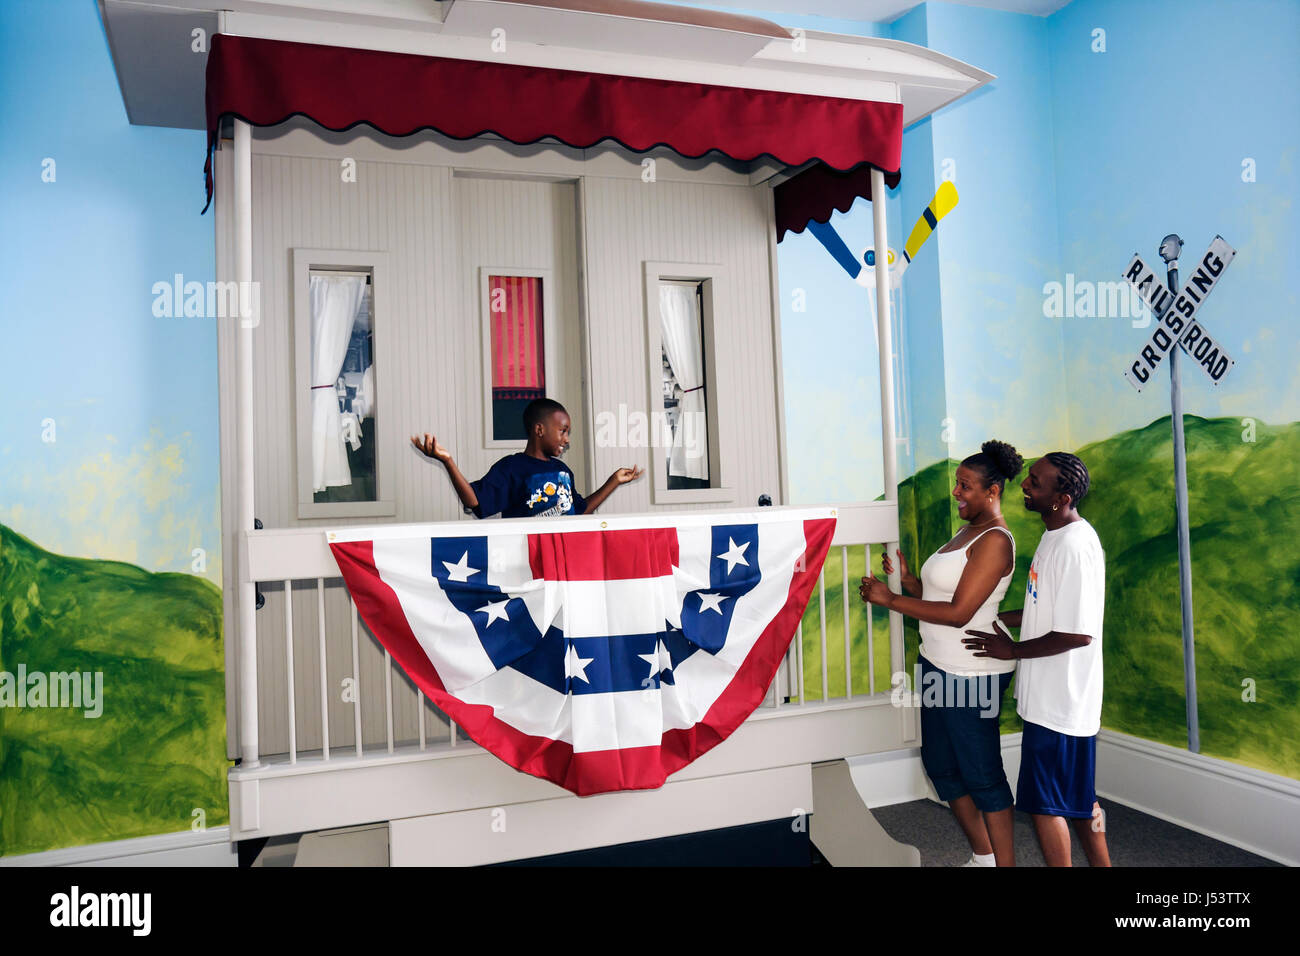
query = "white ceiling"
xmin=658 ymin=0 xmax=1073 ymax=23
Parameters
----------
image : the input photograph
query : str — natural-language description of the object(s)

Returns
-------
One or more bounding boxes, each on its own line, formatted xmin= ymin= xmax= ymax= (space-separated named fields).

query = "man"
xmin=963 ymin=452 xmax=1110 ymax=867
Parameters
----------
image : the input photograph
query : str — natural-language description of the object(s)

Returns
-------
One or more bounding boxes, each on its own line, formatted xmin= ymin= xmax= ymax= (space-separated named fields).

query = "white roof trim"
xmin=130 ymin=0 xmax=992 ymax=122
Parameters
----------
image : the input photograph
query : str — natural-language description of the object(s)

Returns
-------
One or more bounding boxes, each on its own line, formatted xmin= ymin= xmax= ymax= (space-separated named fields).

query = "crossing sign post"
xmin=1121 ymin=234 xmax=1238 ymax=754
xmin=1124 ymin=236 xmax=1236 ymax=392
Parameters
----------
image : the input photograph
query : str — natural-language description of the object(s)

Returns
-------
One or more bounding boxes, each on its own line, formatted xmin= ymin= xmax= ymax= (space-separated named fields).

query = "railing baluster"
xmin=450 ymin=718 xmax=458 ymax=747
xmin=818 ymin=567 xmax=828 ymax=702
xmin=317 ymin=578 xmax=329 ymax=761
xmin=841 ymin=545 xmax=851 ymax=699
xmin=351 ymin=598 xmax=363 ymax=757
xmin=284 ymin=579 xmax=296 ymax=764
xmin=418 ymin=690 xmax=427 ymax=751
xmin=385 ymin=648 xmax=394 ymax=753
xmin=866 ymin=544 xmax=875 ymax=695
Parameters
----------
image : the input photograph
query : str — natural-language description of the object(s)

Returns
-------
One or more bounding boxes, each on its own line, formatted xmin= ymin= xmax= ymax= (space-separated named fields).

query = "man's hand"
xmin=963 ymin=620 xmax=1017 ymax=660
xmin=858 ymin=573 xmax=895 ymax=609
xmin=611 ymin=465 xmax=643 ymax=484
xmin=411 ymin=432 xmax=452 ymax=464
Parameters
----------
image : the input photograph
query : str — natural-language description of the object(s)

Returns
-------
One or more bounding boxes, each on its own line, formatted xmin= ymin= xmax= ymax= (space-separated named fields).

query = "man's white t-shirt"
xmin=1014 ymin=519 xmax=1105 ymax=737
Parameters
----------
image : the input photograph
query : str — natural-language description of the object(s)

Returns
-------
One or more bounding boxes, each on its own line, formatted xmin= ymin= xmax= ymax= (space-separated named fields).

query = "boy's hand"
xmin=411 ymin=433 xmax=452 ymax=464
xmin=611 ymin=465 xmax=643 ymax=485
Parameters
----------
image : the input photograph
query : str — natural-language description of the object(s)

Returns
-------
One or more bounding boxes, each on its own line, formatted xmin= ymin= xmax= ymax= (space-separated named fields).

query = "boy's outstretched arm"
xmin=411 ymin=433 xmax=479 ymax=512
xmin=581 ymin=465 xmax=643 ymax=514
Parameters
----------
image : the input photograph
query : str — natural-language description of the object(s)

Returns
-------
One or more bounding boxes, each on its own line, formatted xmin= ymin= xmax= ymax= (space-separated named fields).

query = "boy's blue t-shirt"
xmin=470 ymin=453 xmax=587 ymax=518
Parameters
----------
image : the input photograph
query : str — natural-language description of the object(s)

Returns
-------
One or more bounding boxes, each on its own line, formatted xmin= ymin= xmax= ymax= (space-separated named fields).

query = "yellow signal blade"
xmin=902 ymin=180 xmax=959 ymax=265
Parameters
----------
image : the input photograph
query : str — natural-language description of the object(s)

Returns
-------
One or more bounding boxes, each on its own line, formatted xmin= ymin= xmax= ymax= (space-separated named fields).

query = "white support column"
xmin=870 ymin=168 xmax=905 ymax=679
xmin=235 ymin=118 xmax=260 ymax=768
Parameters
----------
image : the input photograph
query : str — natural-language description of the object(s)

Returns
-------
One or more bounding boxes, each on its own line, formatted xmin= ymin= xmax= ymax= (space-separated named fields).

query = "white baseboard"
xmin=1096 ymin=729 xmax=1300 ymax=867
xmin=0 ymin=827 xmax=238 ymax=868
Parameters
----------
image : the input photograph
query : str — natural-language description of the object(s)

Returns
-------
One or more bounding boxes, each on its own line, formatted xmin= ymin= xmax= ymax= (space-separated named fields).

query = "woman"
xmin=860 ymin=440 xmax=1023 ymax=867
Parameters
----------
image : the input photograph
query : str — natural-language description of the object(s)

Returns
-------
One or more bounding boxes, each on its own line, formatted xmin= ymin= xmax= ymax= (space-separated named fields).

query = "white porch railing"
xmin=233 ymin=501 xmax=905 ymax=768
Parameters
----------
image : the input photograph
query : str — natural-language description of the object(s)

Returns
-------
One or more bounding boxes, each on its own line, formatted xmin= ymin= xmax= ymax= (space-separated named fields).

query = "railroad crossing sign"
xmin=1123 ymin=235 xmax=1236 ymax=391
xmin=1120 ymin=232 xmax=1242 ymax=754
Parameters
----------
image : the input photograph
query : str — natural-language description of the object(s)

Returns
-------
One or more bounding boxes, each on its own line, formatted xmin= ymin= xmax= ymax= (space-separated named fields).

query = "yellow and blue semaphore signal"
xmin=807 ymin=180 xmax=959 ymax=292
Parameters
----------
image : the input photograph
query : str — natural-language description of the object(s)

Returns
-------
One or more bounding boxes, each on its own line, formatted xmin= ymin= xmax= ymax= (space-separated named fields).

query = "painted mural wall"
xmin=0 ymin=0 xmax=227 ymax=856
xmin=1 ymin=0 xmax=1295 ymax=857
xmin=1039 ymin=0 xmax=1300 ymax=777
xmin=776 ymin=0 xmax=1300 ymax=780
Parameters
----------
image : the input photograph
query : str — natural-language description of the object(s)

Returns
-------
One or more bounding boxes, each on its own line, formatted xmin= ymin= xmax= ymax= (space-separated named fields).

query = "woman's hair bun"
xmin=980 ymin=439 xmax=1024 ymax=481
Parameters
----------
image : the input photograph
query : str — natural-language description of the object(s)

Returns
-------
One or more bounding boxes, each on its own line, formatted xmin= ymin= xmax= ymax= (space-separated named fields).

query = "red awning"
xmin=203 ymin=33 xmax=901 ymax=235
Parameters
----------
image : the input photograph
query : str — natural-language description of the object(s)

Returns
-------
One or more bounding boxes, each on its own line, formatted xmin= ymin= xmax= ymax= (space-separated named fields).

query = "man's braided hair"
xmin=1044 ymin=452 xmax=1090 ymax=505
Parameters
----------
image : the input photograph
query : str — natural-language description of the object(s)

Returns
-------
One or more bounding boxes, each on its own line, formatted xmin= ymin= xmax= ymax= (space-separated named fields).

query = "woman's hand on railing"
xmin=881 ymin=549 xmax=921 ymax=596
xmin=859 ymin=573 xmax=895 ymax=609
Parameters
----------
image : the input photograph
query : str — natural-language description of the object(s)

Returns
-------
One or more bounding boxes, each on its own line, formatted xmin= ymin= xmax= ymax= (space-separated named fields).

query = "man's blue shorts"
xmin=918 ymin=655 xmax=1014 ymax=813
xmin=1016 ymin=719 xmax=1097 ymax=819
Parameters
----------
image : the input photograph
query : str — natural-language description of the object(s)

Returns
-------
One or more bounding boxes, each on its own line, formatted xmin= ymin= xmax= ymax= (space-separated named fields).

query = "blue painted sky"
xmin=1047 ymin=0 xmax=1300 ymax=445
xmin=0 ymin=0 xmax=221 ymax=581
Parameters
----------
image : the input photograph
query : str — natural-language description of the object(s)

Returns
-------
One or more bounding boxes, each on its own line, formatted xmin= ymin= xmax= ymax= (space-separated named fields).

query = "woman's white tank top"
xmin=917 ymin=526 xmax=1016 ymax=676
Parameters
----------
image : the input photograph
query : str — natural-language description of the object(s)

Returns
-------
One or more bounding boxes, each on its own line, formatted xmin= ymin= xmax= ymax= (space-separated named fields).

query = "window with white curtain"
xmin=659 ymin=280 xmax=710 ymax=489
xmin=642 ymin=262 xmax=732 ymax=505
xmin=293 ymin=249 xmax=394 ymax=519
xmin=309 ymin=271 xmax=374 ymax=503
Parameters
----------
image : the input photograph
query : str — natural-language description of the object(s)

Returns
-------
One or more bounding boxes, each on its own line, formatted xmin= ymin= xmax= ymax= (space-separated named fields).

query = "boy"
xmin=962 ymin=452 xmax=1110 ymax=867
xmin=411 ymin=398 xmax=641 ymax=518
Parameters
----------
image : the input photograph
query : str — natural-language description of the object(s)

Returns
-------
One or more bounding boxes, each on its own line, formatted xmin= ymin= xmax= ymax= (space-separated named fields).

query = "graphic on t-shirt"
xmin=525 ymin=472 xmax=576 ymax=517
xmin=1027 ymin=563 xmax=1040 ymax=603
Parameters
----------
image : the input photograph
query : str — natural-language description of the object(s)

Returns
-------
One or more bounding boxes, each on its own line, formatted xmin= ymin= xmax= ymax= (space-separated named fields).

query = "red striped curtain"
xmin=490 ymin=275 xmax=545 ymax=400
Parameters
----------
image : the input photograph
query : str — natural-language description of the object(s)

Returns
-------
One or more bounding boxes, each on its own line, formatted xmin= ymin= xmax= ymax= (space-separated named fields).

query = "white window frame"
xmin=292 ymin=248 xmax=395 ymax=519
xmin=479 ymin=266 xmax=557 ymax=451
xmin=642 ymin=261 xmax=733 ymax=505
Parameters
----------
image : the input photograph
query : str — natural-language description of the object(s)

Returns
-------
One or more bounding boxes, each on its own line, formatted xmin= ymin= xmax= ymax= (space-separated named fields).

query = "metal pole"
xmin=235 ymin=118 xmax=260 ymax=767
xmin=1162 ymin=238 xmax=1199 ymax=752
xmin=870 ymin=169 xmax=904 ymax=681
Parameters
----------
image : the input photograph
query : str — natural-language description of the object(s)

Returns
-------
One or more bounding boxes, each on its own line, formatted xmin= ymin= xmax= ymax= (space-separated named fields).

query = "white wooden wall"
xmin=453 ymin=174 xmax=586 ymax=485
xmin=214 ymin=121 xmax=787 ymax=759
xmin=580 ymin=176 xmax=782 ymax=511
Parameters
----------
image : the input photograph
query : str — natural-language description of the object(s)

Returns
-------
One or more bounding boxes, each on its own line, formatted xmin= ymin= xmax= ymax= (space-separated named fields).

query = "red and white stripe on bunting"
xmin=328 ymin=508 xmax=835 ymax=795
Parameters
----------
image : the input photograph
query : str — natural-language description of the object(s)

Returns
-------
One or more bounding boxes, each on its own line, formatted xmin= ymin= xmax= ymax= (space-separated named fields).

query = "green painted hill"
xmin=800 ymin=415 xmax=1300 ymax=781
xmin=0 ymin=525 xmax=228 ymax=857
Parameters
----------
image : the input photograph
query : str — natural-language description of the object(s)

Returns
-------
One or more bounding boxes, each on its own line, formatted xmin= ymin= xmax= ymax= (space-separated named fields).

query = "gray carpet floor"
xmin=870 ymin=798 xmax=1279 ymax=867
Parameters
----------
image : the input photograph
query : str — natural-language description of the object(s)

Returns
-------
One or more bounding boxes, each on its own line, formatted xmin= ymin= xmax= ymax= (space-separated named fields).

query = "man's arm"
xmin=962 ymin=622 xmax=1091 ymax=660
xmin=1005 ymin=630 xmax=1092 ymax=658
xmin=998 ymin=609 xmax=1023 ymax=628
